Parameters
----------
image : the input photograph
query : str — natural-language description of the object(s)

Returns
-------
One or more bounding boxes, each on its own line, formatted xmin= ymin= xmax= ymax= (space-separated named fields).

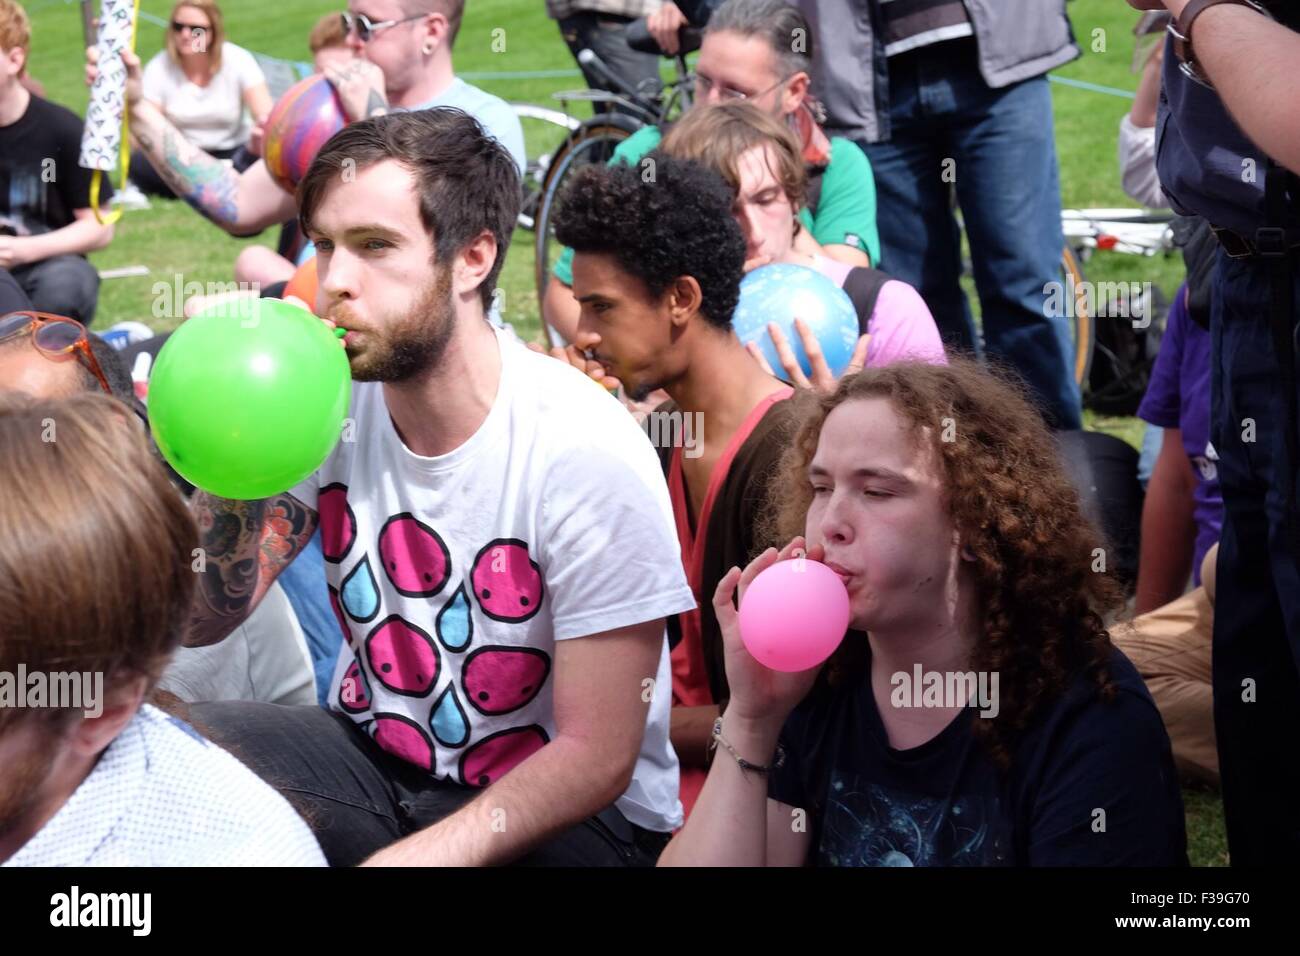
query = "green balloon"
xmin=148 ymin=298 xmax=352 ymax=500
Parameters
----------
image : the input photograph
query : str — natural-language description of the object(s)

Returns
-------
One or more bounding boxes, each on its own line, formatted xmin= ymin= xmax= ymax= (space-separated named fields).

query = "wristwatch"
xmin=1169 ymin=0 xmax=1270 ymax=88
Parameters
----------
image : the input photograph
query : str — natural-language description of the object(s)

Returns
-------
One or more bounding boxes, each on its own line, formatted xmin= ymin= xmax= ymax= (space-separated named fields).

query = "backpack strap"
xmin=804 ymin=163 xmax=827 ymax=220
xmin=839 ymin=266 xmax=893 ymax=334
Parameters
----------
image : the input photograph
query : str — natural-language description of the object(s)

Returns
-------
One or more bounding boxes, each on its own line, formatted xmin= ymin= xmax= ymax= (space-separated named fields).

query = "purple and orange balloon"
xmin=263 ymin=74 xmax=347 ymax=194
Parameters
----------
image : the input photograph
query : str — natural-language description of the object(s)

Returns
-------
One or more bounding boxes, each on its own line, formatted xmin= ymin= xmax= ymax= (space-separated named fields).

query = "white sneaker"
xmin=111 ymin=181 xmax=152 ymax=210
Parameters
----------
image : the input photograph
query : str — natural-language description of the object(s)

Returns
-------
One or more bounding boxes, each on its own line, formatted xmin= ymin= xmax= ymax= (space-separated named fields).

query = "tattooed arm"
xmin=184 ymin=491 xmax=319 ymax=647
xmin=131 ymin=101 xmax=298 ymax=235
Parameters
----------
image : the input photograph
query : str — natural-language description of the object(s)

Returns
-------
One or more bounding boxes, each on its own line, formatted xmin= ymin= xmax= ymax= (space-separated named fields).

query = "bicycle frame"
xmin=550 ymin=46 xmax=694 ymax=128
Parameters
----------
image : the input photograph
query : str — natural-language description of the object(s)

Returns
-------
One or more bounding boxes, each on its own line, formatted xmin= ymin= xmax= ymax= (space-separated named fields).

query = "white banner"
xmin=79 ymin=0 xmax=136 ymax=171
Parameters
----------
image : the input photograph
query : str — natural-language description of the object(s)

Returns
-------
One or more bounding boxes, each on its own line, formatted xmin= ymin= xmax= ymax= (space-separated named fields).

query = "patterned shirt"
xmin=4 ymin=705 xmax=326 ymax=866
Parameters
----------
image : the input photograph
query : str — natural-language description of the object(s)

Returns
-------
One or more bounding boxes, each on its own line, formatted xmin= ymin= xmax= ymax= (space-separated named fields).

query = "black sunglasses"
xmin=340 ymin=11 xmax=425 ymax=43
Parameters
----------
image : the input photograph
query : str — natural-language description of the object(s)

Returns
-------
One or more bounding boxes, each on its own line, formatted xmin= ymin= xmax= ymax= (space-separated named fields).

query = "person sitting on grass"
xmin=659 ymin=359 xmax=1188 ymax=866
xmin=86 ymin=0 xmax=524 ymax=240
xmin=554 ymin=153 xmax=799 ymax=818
xmin=0 ymin=390 xmax=324 ymax=866
xmin=178 ymin=109 xmax=695 ymax=868
xmin=230 ymin=12 xmax=359 ymax=297
xmin=658 ymin=101 xmax=945 ymax=384
xmin=1111 ymin=282 xmax=1221 ymax=787
xmin=1 ymin=0 xmax=115 ymax=326
xmin=543 ymin=0 xmax=881 ymax=341
xmin=129 ymin=0 xmax=273 ymax=197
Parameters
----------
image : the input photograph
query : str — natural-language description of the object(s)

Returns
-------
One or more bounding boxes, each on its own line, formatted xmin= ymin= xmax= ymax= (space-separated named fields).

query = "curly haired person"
xmin=660 ymin=360 xmax=1188 ymax=866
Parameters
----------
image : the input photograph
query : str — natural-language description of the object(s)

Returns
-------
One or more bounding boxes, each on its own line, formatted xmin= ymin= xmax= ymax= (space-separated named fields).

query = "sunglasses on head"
xmin=0 ymin=311 xmax=113 ymax=396
xmin=340 ymin=11 xmax=425 ymax=43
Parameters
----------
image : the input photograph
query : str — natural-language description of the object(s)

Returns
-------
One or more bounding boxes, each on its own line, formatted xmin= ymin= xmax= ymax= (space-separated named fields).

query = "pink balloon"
xmin=738 ymin=560 xmax=850 ymax=672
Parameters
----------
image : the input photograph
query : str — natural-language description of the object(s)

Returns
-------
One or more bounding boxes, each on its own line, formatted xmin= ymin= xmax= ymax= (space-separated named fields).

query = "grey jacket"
xmin=796 ymin=0 xmax=1080 ymax=143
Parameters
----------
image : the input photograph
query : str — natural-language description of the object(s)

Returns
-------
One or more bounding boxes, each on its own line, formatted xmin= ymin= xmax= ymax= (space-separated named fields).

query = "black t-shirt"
xmin=0 ymin=94 xmax=111 ymax=237
xmin=768 ymin=645 xmax=1187 ymax=866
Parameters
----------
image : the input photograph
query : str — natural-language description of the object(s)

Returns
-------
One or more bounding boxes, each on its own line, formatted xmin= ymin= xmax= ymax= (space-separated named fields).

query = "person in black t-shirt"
xmin=660 ymin=359 xmax=1187 ymax=867
xmin=0 ymin=0 xmax=114 ymax=325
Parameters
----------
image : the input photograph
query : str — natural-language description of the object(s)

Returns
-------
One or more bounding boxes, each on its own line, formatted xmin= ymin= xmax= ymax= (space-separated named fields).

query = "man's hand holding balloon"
xmin=746 ymin=319 xmax=870 ymax=393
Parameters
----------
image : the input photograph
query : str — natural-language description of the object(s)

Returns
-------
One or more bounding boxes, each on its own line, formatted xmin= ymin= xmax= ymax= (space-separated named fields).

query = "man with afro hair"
xmin=554 ymin=153 xmax=801 ymax=818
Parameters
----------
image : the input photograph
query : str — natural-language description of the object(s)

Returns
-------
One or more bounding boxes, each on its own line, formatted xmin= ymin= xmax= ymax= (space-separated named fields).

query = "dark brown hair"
xmin=297 ymin=108 xmax=520 ymax=311
xmin=0 ymin=393 xmax=198 ymax=731
xmin=766 ymin=359 xmax=1122 ymax=767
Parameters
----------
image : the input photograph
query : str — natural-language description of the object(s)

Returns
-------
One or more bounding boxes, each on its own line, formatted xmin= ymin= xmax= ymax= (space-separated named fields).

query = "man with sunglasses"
xmin=0 ymin=312 xmax=120 ymax=399
xmin=542 ymin=0 xmax=880 ymax=341
xmin=85 ymin=1 xmax=523 ymax=238
xmin=2 ymin=1 xmax=115 ymax=327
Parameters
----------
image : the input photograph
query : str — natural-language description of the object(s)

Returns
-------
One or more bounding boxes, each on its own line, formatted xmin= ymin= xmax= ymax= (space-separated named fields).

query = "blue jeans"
xmin=1210 ymin=249 xmax=1300 ymax=865
xmin=860 ymin=40 xmax=1081 ymax=429
xmin=277 ymin=530 xmax=342 ymax=706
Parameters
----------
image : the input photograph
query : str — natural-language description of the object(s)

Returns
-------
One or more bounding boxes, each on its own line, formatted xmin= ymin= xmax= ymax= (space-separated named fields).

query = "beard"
xmin=627 ymin=377 xmax=664 ymax=403
xmin=336 ymin=267 xmax=456 ymax=383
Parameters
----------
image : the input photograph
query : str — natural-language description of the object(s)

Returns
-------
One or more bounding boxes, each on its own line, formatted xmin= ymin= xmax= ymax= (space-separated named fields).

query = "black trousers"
xmin=1210 ymin=250 xmax=1300 ymax=865
xmin=187 ymin=700 xmax=669 ymax=867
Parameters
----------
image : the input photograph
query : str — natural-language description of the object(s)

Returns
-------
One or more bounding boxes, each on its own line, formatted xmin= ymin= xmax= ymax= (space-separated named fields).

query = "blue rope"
xmin=460 ymin=68 xmax=584 ymax=81
xmin=1047 ymin=74 xmax=1136 ymax=100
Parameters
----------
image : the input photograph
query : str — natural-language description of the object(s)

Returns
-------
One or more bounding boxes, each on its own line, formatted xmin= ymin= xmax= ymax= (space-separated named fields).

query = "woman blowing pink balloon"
xmin=659 ymin=360 xmax=1188 ymax=867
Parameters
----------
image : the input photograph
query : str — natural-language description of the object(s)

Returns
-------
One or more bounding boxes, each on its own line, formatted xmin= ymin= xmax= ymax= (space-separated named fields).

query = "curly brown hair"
xmin=764 ymin=358 xmax=1122 ymax=768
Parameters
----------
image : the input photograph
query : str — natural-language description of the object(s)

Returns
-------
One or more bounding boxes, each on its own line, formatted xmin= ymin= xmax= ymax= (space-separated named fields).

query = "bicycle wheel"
xmin=534 ymin=116 xmax=640 ymax=338
xmin=510 ymin=104 xmax=582 ymax=232
xmin=1060 ymin=243 xmax=1095 ymax=391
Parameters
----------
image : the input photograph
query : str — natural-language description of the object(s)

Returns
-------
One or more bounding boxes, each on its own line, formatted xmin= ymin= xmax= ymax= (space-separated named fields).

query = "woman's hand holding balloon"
xmin=712 ymin=537 xmax=832 ymax=730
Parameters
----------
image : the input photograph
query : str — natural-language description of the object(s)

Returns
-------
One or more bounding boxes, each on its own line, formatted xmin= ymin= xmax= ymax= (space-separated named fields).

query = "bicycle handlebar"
xmin=625 ymin=19 xmax=703 ymax=57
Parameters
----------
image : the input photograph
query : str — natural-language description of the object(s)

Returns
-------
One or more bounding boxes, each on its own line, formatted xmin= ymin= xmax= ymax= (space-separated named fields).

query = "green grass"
xmin=28 ymin=0 xmax=1226 ymax=863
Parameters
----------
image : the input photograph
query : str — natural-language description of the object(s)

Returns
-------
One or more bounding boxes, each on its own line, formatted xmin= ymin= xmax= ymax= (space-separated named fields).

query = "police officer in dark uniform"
xmin=1134 ymin=0 xmax=1300 ymax=865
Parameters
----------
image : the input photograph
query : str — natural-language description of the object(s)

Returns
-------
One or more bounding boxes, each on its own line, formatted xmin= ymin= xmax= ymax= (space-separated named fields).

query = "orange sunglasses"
xmin=0 ymin=311 xmax=113 ymax=395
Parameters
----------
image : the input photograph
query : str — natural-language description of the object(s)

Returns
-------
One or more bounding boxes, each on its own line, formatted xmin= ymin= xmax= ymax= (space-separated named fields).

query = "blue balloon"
xmin=732 ymin=263 xmax=860 ymax=381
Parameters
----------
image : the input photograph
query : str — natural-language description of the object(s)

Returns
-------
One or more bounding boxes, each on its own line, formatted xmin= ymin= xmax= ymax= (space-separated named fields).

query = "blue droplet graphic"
xmin=430 ymin=684 xmax=469 ymax=748
xmin=436 ymin=583 xmax=473 ymax=651
xmin=341 ymin=554 xmax=380 ymax=622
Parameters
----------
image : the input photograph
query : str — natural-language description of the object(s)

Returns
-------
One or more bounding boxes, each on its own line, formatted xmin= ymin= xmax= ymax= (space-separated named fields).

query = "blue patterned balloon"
xmin=731 ymin=263 xmax=860 ymax=381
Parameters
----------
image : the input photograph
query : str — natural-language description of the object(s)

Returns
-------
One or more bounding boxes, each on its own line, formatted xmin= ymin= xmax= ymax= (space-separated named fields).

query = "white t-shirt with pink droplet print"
xmin=289 ymin=327 xmax=696 ymax=832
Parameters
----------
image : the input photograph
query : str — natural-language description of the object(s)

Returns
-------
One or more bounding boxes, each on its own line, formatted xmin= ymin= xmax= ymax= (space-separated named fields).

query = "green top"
xmin=550 ymin=123 xmax=880 ymax=287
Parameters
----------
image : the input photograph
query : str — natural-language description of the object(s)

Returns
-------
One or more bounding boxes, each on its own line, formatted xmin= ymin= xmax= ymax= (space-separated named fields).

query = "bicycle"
xmin=1060 ymin=206 xmax=1178 ymax=413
